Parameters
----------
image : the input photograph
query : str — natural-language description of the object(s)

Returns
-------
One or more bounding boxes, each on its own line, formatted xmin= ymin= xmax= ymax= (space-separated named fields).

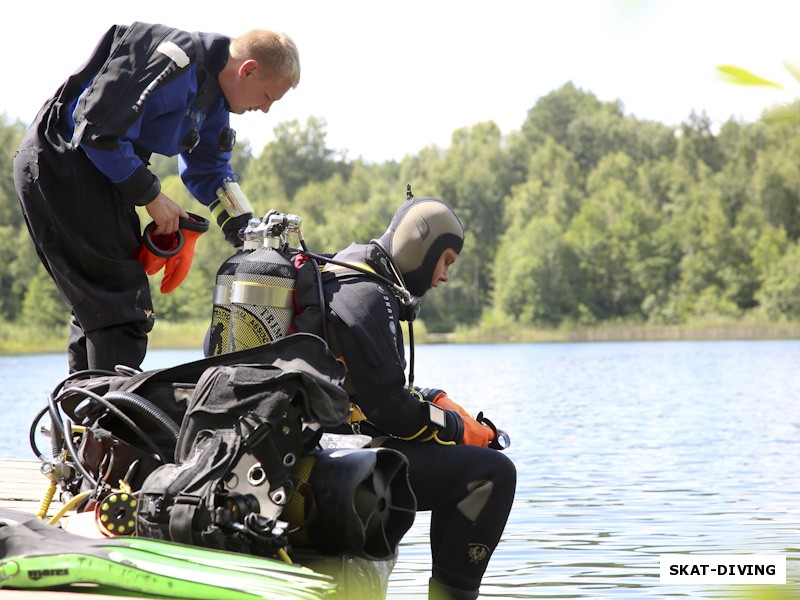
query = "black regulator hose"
xmin=101 ymin=391 xmax=181 ymax=443
xmin=29 ymin=403 xmax=54 ymax=463
xmin=60 ymin=386 xmax=168 ymax=463
xmin=50 ymin=369 xmax=120 ymax=397
xmin=298 ymin=243 xmax=331 ymax=347
xmin=34 ymin=368 xmax=125 ymax=462
xmin=31 ymin=369 xmax=129 ymax=462
xmin=62 ymin=416 xmax=99 ymax=490
xmin=46 ymin=390 xmax=67 ymax=459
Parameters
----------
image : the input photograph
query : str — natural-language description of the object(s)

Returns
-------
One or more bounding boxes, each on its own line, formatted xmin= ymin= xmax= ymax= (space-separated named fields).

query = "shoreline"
xmin=438 ymin=322 xmax=800 ymax=344
xmin=2 ymin=320 xmax=798 ymax=357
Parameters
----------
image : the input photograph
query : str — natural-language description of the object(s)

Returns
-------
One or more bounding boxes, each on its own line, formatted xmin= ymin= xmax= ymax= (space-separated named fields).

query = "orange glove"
xmin=160 ymin=214 xmax=209 ymax=294
xmin=430 ymin=392 xmax=495 ymax=448
xmin=137 ymin=222 xmax=182 ymax=275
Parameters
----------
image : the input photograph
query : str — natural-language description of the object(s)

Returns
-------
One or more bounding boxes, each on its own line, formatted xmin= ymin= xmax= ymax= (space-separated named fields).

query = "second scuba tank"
xmin=229 ymin=213 xmax=300 ymax=352
xmin=207 ymin=218 xmax=262 ymax=356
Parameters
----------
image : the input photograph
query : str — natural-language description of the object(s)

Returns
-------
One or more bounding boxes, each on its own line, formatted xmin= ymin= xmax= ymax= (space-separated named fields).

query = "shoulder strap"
xmin=322 ymin=261 xmax=376 ymax=277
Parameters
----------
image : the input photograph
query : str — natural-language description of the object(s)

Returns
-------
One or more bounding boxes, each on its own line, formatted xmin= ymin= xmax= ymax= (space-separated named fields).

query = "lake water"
xmin=1 ymin=340 xmax=798 ymax=598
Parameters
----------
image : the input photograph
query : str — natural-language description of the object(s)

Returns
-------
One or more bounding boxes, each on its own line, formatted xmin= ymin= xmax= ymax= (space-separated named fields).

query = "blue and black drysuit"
xmin=294 ymin=242 xmax=517 ymax=598
xmin=13 ymin=22 xmax=241 ymax=372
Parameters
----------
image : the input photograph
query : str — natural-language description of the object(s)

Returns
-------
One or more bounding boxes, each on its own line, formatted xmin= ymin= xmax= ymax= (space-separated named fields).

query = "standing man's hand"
xmin=145 ymin=192 xmax=190 ymax=235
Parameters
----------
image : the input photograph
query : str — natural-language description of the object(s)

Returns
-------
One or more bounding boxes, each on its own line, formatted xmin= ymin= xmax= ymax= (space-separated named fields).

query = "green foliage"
xmin=20 ymin=265 xmax=70 ymax=331
xmin=247 ymin=116 xmax=350 ymax=202
xmin=3 ymin=83 xmax=800 ymax=339
xmin=492 ymin=217 xmax=578 ymax=325
xmin=756 ymin=240 xmax=800 ymax=318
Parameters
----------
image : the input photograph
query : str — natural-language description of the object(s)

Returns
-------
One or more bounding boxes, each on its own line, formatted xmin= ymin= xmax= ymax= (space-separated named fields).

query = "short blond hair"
xmin=230 ymin=30 xmax=301 ymax=88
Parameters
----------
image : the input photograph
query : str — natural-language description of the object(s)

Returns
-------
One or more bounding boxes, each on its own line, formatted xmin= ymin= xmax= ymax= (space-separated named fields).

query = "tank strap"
xmin=230 ymin=280 xmax=294 ymax=308
xmin=212 ymin=284 xmax=231 ymax=305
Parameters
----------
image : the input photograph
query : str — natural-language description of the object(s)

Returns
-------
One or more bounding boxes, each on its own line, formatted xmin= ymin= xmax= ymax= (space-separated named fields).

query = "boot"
xmin=428 ymin=577 xmax=479 ymax=600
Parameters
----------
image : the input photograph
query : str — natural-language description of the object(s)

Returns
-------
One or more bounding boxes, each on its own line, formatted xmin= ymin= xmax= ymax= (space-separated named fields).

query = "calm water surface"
xmin=1 ymin=340 xmax=798 ymax=598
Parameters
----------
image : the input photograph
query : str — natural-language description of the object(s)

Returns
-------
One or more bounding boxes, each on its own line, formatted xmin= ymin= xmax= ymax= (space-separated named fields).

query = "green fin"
xmin=103 ymin=537 xmax=332 ymax=585
xmin=101 ymin=544 xmax=334 ymax=598
xmin=0 ymin=546 xmax=334 ymax=599
xmin=0 ymin=553 xmax=263 ymax=599
xmin=0 ymin=511 xmax=334 ymax=598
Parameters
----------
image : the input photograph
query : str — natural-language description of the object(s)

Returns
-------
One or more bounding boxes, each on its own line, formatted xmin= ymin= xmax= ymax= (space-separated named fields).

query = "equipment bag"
xmin=35 ymin=333 xmax=344 ymax=498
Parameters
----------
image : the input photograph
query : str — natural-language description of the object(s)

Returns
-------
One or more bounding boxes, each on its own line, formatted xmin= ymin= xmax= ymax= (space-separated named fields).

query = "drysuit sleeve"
xmin=326 ymin=277 xmax=462 ymax=443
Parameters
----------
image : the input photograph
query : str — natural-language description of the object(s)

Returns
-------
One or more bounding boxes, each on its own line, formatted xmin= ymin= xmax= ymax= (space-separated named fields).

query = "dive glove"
xmin=160 ymin=214 xmax=209 ymax=293
xmin=137 ymin=222 xmax=182 ymax=276
xmin=421 ymin=388 xmax=498 ymax=449
xmin=137 ymin=214 xmax=209 ymax=293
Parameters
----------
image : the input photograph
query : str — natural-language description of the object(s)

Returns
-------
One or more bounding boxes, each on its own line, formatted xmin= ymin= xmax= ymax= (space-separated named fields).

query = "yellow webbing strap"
xmin=322 ymin=261 xmax=376 ymax=276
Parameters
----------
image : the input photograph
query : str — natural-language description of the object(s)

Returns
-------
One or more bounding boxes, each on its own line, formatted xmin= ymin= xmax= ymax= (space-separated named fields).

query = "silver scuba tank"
xmin=229 ymin=213 xmax=301 ymax=351
xmin=207 ymin=218 xmax=263 ymax=356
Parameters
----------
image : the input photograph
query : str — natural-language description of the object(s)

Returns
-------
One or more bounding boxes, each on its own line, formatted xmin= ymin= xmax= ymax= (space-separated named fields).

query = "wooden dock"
xmin=0 ymin=459 xmax=132 ymax=599
xmin=0 ymin=459 xmax=49 ymax=516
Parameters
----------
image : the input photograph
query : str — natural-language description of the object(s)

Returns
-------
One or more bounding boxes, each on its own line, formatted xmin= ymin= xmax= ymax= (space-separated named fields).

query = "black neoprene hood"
xmin=378 ymin=197 xmax=464 ymax=297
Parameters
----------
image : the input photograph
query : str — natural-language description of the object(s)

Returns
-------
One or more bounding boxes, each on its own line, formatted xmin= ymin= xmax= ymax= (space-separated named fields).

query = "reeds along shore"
xmin=2 ymin=317 xmax=799 ymax=357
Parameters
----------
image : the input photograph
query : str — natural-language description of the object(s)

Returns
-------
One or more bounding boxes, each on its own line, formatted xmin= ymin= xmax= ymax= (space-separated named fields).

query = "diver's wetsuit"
xmin=13 ymin=22 xmax=235 ymax=372
xmin=294 ymin=241 xmax=517 ymax=594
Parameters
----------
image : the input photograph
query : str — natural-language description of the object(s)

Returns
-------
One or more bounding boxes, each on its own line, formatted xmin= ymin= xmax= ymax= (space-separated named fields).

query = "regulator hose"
xmin=60 ymin=386 xmax=168 ymax=463
xmin=101 ymin=391 xmax=181 ymax=444
xmin=30 ymin=369 xmax=125 ymax=463
xmin=29 ymin=404 xmax=54 ymax=463
xmin=61 ymin=416 xmax=99 ymax=490
xmin=297 ymin=243 xmax=330 ymax=347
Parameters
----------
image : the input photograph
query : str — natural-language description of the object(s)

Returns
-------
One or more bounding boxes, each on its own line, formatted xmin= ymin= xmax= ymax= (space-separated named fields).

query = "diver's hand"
xmin=427 ymin=391 xmax=496 ymax=448
xmin=145 ymin=192 xmax=190 ymax=235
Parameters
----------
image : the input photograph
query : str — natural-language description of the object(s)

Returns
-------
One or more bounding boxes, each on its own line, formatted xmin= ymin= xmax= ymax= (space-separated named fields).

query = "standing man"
xmin=13 ymin=22 xmax=300 ymax=373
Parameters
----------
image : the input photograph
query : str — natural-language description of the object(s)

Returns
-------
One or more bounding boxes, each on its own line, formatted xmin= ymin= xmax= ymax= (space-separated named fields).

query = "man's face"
xmin=430 ymin=248 xmax=459 ymax=289
xmin=226 ymin=61 xmax=293 ymax=115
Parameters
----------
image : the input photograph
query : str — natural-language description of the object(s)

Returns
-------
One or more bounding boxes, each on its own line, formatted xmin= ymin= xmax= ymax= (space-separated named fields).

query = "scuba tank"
xmin=207 ymin=218 xmax=262 ymax=356
xmin=229 ymin=212 xmax=301 ymax=352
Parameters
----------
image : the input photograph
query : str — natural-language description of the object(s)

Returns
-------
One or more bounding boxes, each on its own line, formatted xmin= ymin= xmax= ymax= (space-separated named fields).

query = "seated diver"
xmin=294 ymin=192 xmax=517 ymax=600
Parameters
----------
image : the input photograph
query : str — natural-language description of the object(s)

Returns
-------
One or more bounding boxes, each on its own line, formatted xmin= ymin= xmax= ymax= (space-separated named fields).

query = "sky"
xmin=3 ymin=0 xmax=800 ymax=163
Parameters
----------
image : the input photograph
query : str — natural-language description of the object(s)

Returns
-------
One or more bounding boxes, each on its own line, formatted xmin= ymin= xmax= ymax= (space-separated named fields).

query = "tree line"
xmin=1 ymin=82 xmax=799 ymax=339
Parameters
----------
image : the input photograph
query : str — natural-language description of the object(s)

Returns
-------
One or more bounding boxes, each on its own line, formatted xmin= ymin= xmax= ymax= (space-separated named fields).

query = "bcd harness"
xmin=318 ymin=260 xmax=375 ymax=433
xmin=308 ymin=259 xmax=448 ymax=444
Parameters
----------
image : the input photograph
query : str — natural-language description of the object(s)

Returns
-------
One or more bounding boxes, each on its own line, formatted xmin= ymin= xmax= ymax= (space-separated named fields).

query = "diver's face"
xmin=224 ymin=61 xmax=293 ymax=115
xmin=430 ymin=248 xmax=459 ymax=289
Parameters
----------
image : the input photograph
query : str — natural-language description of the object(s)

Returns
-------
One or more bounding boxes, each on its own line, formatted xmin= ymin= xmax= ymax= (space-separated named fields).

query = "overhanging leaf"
xmin=716 ymin=65 xmax=782 ymax=88
xmin=782 ymin=58 xmax=800 ymax=84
